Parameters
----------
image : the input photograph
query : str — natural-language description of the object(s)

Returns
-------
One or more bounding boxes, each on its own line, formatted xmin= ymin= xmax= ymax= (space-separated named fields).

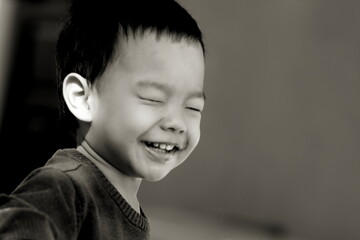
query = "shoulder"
xmin=0 ymin=149 xmax=90 ymax=239
xmin=43 ymin=148 xmax=86 ymax=172
xmin=13 ymin=149 xmax=95 ymax=197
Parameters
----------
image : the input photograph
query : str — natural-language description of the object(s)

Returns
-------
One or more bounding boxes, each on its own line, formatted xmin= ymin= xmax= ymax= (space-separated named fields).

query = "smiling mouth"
xmin=143 ymin=141 xmax=180 ymax=154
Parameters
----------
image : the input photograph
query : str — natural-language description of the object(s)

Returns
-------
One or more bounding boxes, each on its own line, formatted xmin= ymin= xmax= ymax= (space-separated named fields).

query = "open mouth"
xmin=143 ymin=141 xmax=179 ymax=154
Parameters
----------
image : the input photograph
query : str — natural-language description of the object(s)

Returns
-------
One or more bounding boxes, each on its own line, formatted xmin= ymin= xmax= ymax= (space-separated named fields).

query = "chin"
xmin=143 ymin=170 xmax=172 ymax=182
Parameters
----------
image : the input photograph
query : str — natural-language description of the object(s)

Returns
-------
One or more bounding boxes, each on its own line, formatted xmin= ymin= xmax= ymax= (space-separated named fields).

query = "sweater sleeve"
xmin=0 ymin=168 xmax=81 ymax=240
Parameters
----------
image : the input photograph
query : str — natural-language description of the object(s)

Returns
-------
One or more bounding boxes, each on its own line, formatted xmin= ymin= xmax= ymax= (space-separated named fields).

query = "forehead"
xmin=107 ymin=31 xmax=205 ymax=87
xmin=115 ymin=31 xmax=204 ymax=69
xmin=94 ymin=31 xmax=205 ymax=101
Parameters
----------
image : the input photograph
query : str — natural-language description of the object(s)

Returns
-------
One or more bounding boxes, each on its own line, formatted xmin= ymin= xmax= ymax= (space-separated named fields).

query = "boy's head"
xmin=56 ymin=0 xmax=205 ymax=181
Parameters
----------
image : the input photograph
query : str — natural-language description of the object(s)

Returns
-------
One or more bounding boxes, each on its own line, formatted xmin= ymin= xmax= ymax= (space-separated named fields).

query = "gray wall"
xmin=140 ymin=1 xmax=360 ymax=240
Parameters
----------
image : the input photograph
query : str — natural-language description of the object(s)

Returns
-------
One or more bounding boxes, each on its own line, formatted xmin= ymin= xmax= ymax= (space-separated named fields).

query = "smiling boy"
xmin=72 ymin=31 xmax=205 ymax=211
xmin=0 ymin=0 xmax=205 ymax=239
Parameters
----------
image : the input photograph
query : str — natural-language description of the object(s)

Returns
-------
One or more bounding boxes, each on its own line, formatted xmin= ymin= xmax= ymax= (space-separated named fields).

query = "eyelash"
xmin=140 ymin=97 xmax=164 ymax=103
xmin=140 ymin=97 xmax=202 ymax=113
xmin=186 ymin=107 xmax=202 ymax=113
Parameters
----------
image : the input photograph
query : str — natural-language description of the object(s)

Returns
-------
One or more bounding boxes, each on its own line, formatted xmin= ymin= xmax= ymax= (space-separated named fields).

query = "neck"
xmin=77 ymin=140 xmax=142 ymax=213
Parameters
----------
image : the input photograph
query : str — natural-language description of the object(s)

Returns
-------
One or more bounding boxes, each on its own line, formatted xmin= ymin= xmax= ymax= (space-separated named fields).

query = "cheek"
xmin=106 ymin=103 xmax=160 ymax=138
xmin=187 ymin=118 xmax=202 ymax=148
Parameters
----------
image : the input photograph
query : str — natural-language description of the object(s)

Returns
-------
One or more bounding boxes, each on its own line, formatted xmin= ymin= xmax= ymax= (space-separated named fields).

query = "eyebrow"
xmin=136 ymin=80 xmax=206 ymax=101
xmin=136 ymin=80 xmax=171 ymax=93
xmin=189 ymin=90 xmax=206 ymax=101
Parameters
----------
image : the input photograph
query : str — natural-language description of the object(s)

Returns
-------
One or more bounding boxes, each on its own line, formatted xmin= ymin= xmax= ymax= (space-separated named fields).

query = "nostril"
xmin=178 ymin=128 xmax=186 ymax=134
xmin=160 ymin=119 xmax=186 ymax=133
xmin=163 ymin=126 xmax=186 ymax=134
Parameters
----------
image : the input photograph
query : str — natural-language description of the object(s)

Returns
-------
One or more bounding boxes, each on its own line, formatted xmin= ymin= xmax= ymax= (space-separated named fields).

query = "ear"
xmin=62 ymin=73 xmax=94 ymax=122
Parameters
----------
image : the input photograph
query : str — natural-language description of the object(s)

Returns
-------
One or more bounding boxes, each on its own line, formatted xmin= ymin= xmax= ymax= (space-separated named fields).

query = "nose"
xmin=160 ymin=107 xmax=187 ymax=134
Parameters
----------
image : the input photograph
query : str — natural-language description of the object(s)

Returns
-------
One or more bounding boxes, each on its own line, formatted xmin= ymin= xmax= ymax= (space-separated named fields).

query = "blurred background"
xmin=1 ymin=0 xmax=360 ymax=240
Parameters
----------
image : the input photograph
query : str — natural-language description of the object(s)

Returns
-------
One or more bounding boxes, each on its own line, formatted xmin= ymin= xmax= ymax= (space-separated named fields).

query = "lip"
xmin=142 ymin=142 xmax=177 ymax=162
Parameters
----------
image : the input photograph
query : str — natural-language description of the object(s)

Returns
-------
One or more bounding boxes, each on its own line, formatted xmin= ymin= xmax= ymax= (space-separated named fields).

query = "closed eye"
xmin=186 ymin=107 xmax=202 ymax=113
xmin=140 ymin=97 xmax=164 ymax=103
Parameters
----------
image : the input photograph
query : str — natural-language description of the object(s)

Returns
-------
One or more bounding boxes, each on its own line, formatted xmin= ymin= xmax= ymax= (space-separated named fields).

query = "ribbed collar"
xmin=63 ymin=149 xmax=149 ymax=232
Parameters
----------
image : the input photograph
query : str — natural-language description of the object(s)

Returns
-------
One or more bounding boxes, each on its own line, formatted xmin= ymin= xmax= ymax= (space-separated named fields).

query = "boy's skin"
xmin=63 ymin=31 xmax=205 ymax=212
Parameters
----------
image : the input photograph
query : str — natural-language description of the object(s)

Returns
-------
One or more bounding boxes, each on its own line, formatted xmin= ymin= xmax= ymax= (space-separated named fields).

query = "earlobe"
xmin=62 ymin=73 xmax=93 ymax=122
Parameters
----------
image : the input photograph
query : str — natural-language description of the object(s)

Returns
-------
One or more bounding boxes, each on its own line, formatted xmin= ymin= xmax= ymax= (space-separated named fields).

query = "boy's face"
xmin=87 ymin=32 xmax=205 ymax=181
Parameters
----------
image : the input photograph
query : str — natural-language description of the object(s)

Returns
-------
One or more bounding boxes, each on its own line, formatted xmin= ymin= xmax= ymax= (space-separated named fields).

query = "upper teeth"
xmin=152 ymin=143 xmax=175 ymax=151
xmin=161 ymin=144 xmax=175 ymax=151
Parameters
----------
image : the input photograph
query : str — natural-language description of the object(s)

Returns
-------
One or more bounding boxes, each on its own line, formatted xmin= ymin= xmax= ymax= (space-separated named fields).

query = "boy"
xmin=0 ymin=0 xmax=205 ymax=239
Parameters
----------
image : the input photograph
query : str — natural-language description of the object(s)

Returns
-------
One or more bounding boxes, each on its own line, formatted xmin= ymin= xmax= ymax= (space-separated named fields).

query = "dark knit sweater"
xmin=0 ymin=149 xmax=149 ymax=240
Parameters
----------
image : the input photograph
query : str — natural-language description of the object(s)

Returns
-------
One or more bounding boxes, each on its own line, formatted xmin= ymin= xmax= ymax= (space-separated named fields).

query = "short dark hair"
xmin=55 ymin=0 xmax=205 ymax=135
